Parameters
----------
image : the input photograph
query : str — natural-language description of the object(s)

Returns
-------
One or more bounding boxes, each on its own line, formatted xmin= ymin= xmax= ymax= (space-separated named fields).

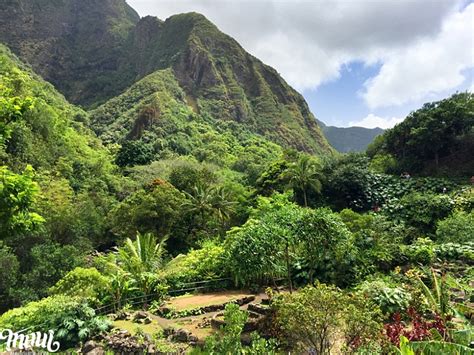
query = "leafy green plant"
xmin=358 ymin=280 xmax=412 ymax=315
xmin=49 ymin=267 xmax=109 ymax=302
xmin=0 ymin=295 xmax=111 ymax=349
xmin=404 ymin=238 xmax=436 ymax=265
xmin=436 ymin=210 xmax=474 ymax=244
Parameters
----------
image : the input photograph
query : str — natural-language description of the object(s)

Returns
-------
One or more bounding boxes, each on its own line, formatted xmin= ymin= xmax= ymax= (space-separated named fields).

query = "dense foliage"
xmin=0 ymin=9 xmax=473 ymax=353
xmin=368 ymin=92 xmax=474 ymax=176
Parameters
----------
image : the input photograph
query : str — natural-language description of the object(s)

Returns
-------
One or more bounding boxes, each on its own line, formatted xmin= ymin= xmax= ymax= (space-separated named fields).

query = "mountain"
xmin=317 ymin=120 xmax=384 ymax=153
xmin=0 ymin=0 xmax=332 ymax=155
xmin=0 ymin=43 xmax=114 ymax=179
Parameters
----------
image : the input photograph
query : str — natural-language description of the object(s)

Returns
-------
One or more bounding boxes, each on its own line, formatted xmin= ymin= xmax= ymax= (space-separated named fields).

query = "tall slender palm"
xmin=285 ymin=154 xmax=322 ymax=207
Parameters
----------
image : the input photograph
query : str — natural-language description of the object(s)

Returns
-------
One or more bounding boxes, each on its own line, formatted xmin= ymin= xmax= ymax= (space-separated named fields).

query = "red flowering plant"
xmin=384 ymin=307 xmax=447 ymax=346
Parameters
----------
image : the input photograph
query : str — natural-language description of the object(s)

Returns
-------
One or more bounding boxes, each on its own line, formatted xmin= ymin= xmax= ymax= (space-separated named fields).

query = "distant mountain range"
xmin=317 ymin=120 xmax=384 ymax=152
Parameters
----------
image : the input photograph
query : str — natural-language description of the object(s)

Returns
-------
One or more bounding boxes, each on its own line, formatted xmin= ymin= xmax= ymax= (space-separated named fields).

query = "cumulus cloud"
xmin=349 ymin=114 xmax=403 ymax=129
xmin=127 ymin=0 xmax=471 ymax=107
xmin=362 ymin=3 xmax=474 ymax=109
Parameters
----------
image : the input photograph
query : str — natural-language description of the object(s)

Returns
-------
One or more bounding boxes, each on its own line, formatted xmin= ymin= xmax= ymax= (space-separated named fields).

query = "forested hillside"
xmin=368 ymin=92 xmax=474 ymax=176
xmin=317 ymin=119 xmax=384 ymax=152
xmin=0 ymin=0 xmax=331 ymax=155
xmin=0 ymin=1 xmax=473 ymax=354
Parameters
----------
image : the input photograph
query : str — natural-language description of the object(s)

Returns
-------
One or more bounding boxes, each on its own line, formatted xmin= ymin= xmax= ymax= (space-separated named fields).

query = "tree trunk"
xmin=435 ymin=151 xmax=439 ymax=169
xmin=303 ymin=189 xmax=308 ymax=208
xmin=285 ymin=241 xmax=293 ymax=293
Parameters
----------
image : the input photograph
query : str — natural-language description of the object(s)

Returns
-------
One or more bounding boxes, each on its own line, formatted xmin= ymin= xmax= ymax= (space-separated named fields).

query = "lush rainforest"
xmin=0 ymin=1 xmax=473 ymax=354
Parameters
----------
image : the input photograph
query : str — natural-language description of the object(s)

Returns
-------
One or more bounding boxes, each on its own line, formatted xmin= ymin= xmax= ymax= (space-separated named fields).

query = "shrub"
xmin=192 ymin=303 xmax=278 ymax=355
xmin=434 ymin=242 xmax=474 ymax=262
xmin=49 ymin=267 xmax=109 ymax=301
xmin=384 ymin=192 xmax=454 ymax=235
xmin=404 ymin=238 xmax=436 ymax=265
xmin=0 ymin=295 xmax=111 ymax=349
xmin=357 ymin=280 xmax=412 ymax=315
xmin=273 ymin=283 xmax=383 ymax=353
xmin=436 ymin=210 xmax=474 ymax=244
xmin=162 ymin=240 xmax=227 ymax=288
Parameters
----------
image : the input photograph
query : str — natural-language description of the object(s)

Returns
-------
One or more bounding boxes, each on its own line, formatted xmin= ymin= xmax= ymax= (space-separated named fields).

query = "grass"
xmin=112 ymin=319 xmax=162 ymax=336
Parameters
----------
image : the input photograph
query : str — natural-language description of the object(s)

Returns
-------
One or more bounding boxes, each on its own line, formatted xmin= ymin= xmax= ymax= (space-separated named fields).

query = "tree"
xmin=115 ymin=232 xmax=167 ymax=295
xmin=110 ymin=183 xmax=185 ymax=242
xmin=295 ymin=208 xmax=355 ymax=285
xmin=0 ymin=165 xmax=44 ymax=236
xmin=285 ymin=154 xmax=322 ymax=207
xmin=115 ymin=139 xmax=154 ymax=167
xmin=226 ymin=195 xmax=355 ymax=288
xmin=181 ymin=184 xmax=236 ymax=237
xmin=273 ymin=283 xmax=382 ymax=354
xmin=0 ymin=243 xmax=19 ymax=312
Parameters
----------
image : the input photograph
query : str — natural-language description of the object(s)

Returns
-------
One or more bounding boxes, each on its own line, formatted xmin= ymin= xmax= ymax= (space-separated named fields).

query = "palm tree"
xmin=285 ymin=154 xmax=322 ymax=207
xmin=116 ymin=232 xmax=167 ymax=297
xmin=117 ymin=232 xmax=167 ymax=275
xmin=181 ymin=185 xmax=236 ymax=233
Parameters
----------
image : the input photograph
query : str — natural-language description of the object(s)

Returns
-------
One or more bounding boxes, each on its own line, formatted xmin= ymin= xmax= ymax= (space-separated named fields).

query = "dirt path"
xmin=148 ymin=291 xmax=269 ymax=340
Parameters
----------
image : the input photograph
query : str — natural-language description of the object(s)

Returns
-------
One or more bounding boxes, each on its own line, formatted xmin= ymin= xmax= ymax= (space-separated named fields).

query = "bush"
xmin=162 ymin=240 xmax=227 ymax=288
xmin=404 ymin=238 xmax=436 ymax=265
xmin=436 ymin=210 xmax=474 ymax=244
xmin=357 ymin=279 xmax=412 ymax=315
xmin=434 ymin=242 xmax=474 ymax=262
xmin=49 ymin=267 xmax=109 ymax=302
xmin=339 ymin=209 xmax=405 ymax=275
xmin=192 ymin=303 xmax=278 ymax=355
xmin=384 ymin=192 xmax=454 ymax=235
xmin=273 ymin=283 xmax=383 ymax=353
xmin=0 ymin=295 xmax=111 ymax=349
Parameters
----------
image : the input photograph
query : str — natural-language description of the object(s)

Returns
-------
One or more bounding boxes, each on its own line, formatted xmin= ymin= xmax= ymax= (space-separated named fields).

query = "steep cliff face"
xmin=0 ymin=0 xmax=140 ymax=105
xmin=0 ymin=2 xmax=332 ymax=154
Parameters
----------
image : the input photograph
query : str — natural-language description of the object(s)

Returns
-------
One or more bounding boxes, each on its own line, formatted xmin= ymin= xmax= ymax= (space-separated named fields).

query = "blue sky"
xmin=305 ymin=64 xmax=474 ymax=127
xmin=128 ymin=0 xmax=474 ymax=129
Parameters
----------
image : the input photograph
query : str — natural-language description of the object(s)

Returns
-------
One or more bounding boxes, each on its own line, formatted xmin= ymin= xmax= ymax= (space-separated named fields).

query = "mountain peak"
xmin=0 ymin=2 xmax=333 ymax=154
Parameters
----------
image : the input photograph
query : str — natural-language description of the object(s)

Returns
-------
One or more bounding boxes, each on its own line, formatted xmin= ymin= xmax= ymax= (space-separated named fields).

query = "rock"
xmin=82 ymin=340 xmax=99 ymax=353
xmin=172 ymin=328 xmax=191 ymax=342
xmin=188 ymin=335 xmax=199 ymax=345
xmin=82 ymin=340 xmax=105 ymax=355
xmin=163 ymin=327 xmax=175 ymax=338
xmin=133 ymin=311 xmax=149 ymax=321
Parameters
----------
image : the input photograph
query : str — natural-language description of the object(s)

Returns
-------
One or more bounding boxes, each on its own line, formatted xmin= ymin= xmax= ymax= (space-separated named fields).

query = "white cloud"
xmin=363 ymin=3 xmax=474 ymax=109
xmin=349 ymin=113 xmax=403 ymax=129
xmin=126 ymin=0 xmax=463 ymax=92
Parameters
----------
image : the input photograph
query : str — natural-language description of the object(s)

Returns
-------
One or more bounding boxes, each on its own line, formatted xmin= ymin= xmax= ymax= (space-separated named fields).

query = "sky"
xmin=126 ymin=0 xmax=474 ymax=129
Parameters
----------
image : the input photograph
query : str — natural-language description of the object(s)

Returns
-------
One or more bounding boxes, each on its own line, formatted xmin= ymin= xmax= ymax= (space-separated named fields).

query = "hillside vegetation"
xmin=368 ymin=92 xmax=474 ymax=176
xmin=0 ymin=1 xmax=473 ymax=354
xmin=0 ymin=1 xmax=331 ymax=155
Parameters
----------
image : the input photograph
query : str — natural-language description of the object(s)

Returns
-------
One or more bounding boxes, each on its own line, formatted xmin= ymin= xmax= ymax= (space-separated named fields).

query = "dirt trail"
xmin=149 ymin=291 xmax=269 ymax=339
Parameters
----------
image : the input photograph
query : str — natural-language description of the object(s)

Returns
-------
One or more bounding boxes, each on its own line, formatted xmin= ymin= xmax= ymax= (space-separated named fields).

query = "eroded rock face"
xmin=1 ymin=2 xmax=333 ymax=154
xmin=0 ymin=0 xmax=139 ymax=106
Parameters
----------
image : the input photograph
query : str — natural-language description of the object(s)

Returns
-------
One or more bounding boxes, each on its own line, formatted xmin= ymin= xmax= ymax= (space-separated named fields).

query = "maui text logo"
xmin=0 ymin=329 xmax=60 ymax=352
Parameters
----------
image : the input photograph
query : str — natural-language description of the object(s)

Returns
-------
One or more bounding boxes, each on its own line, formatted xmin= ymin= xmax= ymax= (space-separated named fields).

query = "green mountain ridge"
xmin=0 ymin=0 xmax=332 ymax=155
xmin=317 ymin=119 xmax=384 ymax=152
